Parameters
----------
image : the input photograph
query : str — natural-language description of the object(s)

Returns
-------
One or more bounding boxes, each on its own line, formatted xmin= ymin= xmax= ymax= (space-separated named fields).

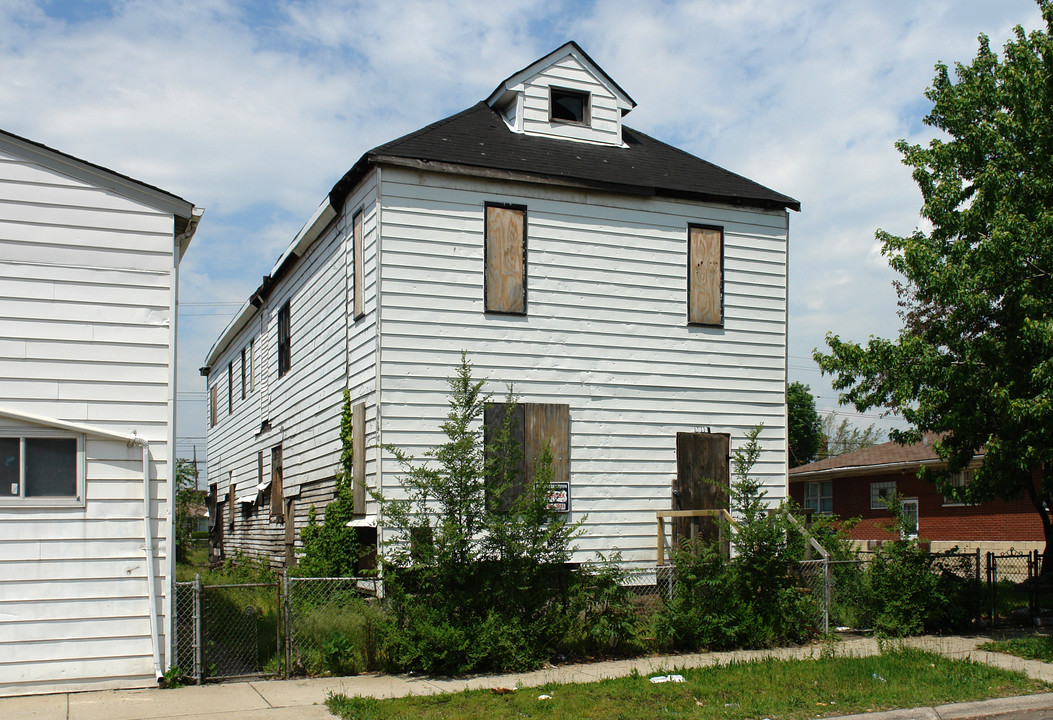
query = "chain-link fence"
xmin=172 ymin=549 xmax=1046 ymax=683
xmin=619 ymin=566 xmax=675 ymax=616
xmin=283 ymin=576 xmax=381 ymax=677
xmin=796 ymin=559 xmax=829 ymax=633
xmin=172 ymin=580 xmax=198 ymax=678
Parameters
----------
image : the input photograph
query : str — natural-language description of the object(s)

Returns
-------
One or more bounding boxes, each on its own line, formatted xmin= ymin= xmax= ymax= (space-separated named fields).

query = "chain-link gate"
xmin=172 ymin=580 xmax=199 ymax=679
xmin=172 ymin=575 xmax=281 ymax=683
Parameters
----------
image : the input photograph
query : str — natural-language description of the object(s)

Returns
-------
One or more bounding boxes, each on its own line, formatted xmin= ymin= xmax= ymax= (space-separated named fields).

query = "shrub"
xmin=378 ymin=353 xmax=582 ymax=674
xmin=863 ymin=496 xmax=977 ymax=636
xmin=655 ymin=425 xmax=815 ymax=650
xmin=298 ymin=390 xmax=362 ymax=578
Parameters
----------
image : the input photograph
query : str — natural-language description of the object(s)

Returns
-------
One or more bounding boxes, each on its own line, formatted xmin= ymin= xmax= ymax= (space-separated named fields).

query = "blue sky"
xmin=0 ymin=0 xmax=1046 ymax=463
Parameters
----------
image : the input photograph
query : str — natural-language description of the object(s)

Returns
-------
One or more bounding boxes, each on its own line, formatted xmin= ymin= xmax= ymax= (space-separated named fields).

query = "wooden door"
xmin=674 ymin=432 xmax=730 ymax=547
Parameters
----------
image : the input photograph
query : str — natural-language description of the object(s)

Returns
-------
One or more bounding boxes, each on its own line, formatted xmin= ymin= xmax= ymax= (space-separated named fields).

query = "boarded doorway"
xmin=673 ymin=432 xmax=730 ymax=548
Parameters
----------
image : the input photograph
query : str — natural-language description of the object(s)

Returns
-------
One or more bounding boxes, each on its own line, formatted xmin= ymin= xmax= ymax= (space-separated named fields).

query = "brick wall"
xmin=789 ymin=469 xmax=1044 ymax=548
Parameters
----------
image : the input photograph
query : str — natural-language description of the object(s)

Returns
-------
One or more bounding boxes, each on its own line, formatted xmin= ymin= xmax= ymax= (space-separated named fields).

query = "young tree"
xmin=819 ymin=413 xmax=885 ymax=459
xmin=787 ymin=382 xmax=822 ymax=467
xmin=174 ymin=458 xmax=202 ymax=563
xmin=815 ymin=4 xmax=1053 ymax=568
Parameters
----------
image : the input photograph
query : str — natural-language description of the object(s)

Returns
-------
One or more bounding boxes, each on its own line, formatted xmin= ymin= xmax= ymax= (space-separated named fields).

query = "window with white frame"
xmin=0 ymin=433 xmax=84 ymax=504
xmin=942 ymin=468 xmax=975 ymax=506
xmin=870 ymin=480 xmax=896 ymax=509
xmin=804 ymin=481 xmax=833 ymax=514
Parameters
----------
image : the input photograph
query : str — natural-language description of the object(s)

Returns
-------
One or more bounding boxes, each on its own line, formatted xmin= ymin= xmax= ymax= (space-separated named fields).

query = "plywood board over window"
xmin=674 ymin=432 xmax=730 ymax=546
xmin=352 ymin=401 xmax=366 ymax=514
xmin=688 ymin=224 xmax=723 ymax=326
xmin=271 ymin=444 xmax=284 ymax=521
xmin=484 ymin=402 xmax=569 ymax=510
xmin=485 ymin=203 xmax=527 ymax=314
xmin=352 ymin=210 xmax=364 ymax=320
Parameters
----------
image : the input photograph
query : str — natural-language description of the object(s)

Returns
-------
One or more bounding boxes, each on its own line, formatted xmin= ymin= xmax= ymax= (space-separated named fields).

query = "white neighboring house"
xmin=203 ymin=42 xmax=798 ymax=571
xmin=0 ymin=129 xmax=200 ymax=696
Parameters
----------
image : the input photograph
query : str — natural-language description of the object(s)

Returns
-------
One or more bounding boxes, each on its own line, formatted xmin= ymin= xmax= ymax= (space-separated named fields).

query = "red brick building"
xmin=788 ymin=439 xmax=1044 ymax=554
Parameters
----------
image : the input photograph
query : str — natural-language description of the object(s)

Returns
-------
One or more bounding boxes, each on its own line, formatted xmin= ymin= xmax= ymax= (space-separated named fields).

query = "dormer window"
xmin=550 ymin=87 xmax=589 ymax=125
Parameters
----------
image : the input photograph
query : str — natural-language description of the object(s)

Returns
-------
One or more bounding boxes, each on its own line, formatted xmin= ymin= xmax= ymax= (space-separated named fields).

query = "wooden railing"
xmin=655 ymin=509 xmax=735 ymax=566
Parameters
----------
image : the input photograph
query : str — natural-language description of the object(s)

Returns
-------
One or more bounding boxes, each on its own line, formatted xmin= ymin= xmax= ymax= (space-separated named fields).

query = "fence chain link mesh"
xmin=284 ymin=576 xmax=381 ymax=677
xmin=618 ymin=566 xmax=675 ymax=617
xmin=987 ymin=551 xmax=1040 ymax=625
xmin=796 ymin=559 xmax=828 ymax=633
xmin=172 ymin=581 xmax=197 ymax=678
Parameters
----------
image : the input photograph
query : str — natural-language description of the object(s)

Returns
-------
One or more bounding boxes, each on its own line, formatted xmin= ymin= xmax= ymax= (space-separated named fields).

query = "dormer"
xmin=486 ymin=41 xmax=636 ymax=147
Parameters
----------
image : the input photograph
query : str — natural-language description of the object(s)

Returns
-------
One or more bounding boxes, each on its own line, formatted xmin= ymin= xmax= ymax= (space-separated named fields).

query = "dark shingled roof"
xmin=330 ymin=102 xmax=799 ymax=213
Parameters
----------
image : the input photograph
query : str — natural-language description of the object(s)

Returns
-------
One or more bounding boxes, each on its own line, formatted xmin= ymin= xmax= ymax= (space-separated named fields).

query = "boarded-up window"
xmin=673 ymin=432 xmax=730 ymax=546
xmin=484 ymin=203 xmax=526 ymax=314
xmin=277 ymin=300 xmax=291 ymax=378
xmin=209 ymin=384 xmax=218 ymax=428
xmin=284 ymin=498 xmax=297 ymax=566
xmin=484 ymin=402 xmax=569 ymax=510
xmin=688 ymin=224 xmax=723 ymax=326
xmin=353 ymin=210 xmax=364 ymax=320
xmin=271 ymin=444 xmax=284 ymax=521
xmin=248 ymin=338 xmax=255 ymax=393
xmin=352 ymin=401 xmax=366 ymax=514
xmin=240 ymin=347 xmax=247 ymax=400
xmin=227 ymin=473 xmax=235 ymax=531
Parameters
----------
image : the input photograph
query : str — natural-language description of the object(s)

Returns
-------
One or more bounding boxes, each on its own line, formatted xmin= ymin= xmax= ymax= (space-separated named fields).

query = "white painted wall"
xmin=375 ymin=167 xmax=788 ymax=565
xmin=0 ymin=142 xmax=184 ymax=696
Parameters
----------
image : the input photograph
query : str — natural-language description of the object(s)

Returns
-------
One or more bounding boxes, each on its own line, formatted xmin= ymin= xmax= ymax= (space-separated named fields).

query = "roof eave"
xmin=789 ymin=455 xmax=983 ymax=482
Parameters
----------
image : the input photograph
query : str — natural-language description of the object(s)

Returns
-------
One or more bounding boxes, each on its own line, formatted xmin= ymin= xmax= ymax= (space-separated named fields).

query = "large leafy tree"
xmin=787 ymin=381 xmax=822 ymax=467
xmin=815 ymin=3 xmax=1053 ymax=566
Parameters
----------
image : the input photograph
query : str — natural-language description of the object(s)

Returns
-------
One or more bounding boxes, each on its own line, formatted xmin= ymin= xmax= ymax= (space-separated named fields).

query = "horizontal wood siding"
xmin=519 ymin=55 xmax=622 ymax=146
xmin=0 ymin=146 xmax=177 ymax=695
xmin=205 ymin=172 xmax=380 ymax=566
xmin=377 ymin=167 xmax=787 ymax=565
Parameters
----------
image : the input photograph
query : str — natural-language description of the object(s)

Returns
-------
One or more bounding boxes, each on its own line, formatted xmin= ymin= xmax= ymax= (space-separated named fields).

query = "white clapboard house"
xmin=0 ymin=129 xmax=200 ymax=696
xmin=202 ymin=42 xmax=798 ymax=572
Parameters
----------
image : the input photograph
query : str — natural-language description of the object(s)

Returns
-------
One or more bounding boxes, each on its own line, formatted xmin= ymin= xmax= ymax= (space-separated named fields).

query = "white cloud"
xmin=0 ymin=0 xmax=1044 ymax=455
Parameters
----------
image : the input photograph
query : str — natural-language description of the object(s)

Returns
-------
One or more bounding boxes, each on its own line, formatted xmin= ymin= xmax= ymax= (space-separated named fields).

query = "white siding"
xmin=205 ymin=171 xmax=382 ymax=562
xmin=376 ymin=167 xmax=788 ymax=565
xmin=0 ymin=145 xmax=179 ymax=696
xmin=518 ymin=55 xmax=623 ymax=146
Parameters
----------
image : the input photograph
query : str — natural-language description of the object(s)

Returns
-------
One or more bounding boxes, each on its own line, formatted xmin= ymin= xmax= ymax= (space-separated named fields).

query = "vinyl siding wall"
xmin=0 ymin=147 xmax=176 ymax=695
xmin=517 ymin=54 xmax=623 ymax=146
xmin=376 ymin=167 xmax=788 ymax=565
xmin=205 ymin=171 xmax=380 ymax=563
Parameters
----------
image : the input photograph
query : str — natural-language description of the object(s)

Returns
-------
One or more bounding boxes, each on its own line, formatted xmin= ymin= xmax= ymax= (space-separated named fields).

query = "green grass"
xmin=979 ymin=635 xmax=1053 ymax=662
xmin=326 ymin=648 xmax=1047 ymax=720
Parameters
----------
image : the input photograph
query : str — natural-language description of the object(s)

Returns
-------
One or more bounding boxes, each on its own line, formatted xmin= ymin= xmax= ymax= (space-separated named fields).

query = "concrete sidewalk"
xmin=2 ymin=634 xmax=1052 ymax=719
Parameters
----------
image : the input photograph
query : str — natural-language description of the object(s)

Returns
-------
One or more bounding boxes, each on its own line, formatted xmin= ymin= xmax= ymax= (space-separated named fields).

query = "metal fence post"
xmin=986 ymin=552 xmax=996 ymax=628
xmin=974 ymin=548 xmax=982 ymax=628
xmin=822 ymin=556 xmax=830 ymax=635
xmin=283 ymin=572 xmax=292 ymax=679
xmin=193 ymin=573 xmax=204 ymax=684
